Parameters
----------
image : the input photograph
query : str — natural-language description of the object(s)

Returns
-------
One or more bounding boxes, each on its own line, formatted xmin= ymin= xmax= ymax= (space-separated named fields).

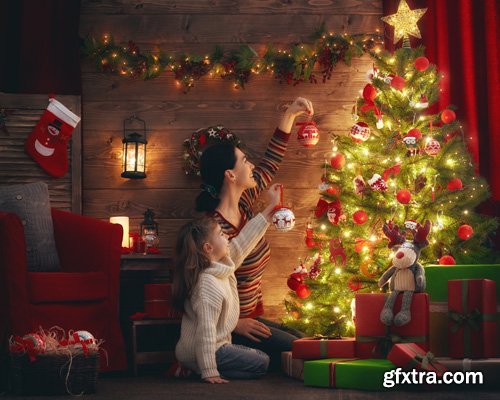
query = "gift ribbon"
xmin=311 ymin=335 xmax=343 ymax=358
xmin=356 ymin=329 xmax=427 ymax=358
xmin=400 ymin=343 xmax=446 ymax=375
xmin=448 ymin=280 xmax=498 ymax=358
xmin=329 ymin=359 xmax=358 ymax=388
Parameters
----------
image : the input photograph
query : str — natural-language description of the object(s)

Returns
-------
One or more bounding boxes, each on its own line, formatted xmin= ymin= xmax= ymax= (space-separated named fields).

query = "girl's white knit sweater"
xmin=175 ymin=213 xmax=270 ymax=379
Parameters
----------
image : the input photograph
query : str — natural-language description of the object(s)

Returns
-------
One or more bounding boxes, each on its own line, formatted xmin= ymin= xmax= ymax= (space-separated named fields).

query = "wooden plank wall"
xmin=0 ymin=93 xmax=82 ymax=213
xmin=79 ymin=0 xmax=383 ymax=320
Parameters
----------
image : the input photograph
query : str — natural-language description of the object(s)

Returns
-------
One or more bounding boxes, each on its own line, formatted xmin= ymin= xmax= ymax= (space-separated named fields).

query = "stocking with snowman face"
xmin=25 ymin=97 xmax=81 ymax=177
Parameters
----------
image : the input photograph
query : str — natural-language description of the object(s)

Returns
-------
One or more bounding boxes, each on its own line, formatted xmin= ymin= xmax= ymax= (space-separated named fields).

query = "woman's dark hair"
xmin=195 ymin=143 xmax=237 ymax=212
xmin=172 ymin=217 xmax=218 ymax=312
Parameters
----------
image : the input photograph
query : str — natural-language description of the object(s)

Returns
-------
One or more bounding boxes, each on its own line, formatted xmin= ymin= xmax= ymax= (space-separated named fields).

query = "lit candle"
xmin=110 ymin=216 xmax=129 ymax=248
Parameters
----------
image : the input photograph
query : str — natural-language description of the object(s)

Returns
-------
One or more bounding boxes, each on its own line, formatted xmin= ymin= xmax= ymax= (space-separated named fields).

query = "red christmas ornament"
xmin=439 ymin=255 xmax=456 ymax=265
xmin=352 ymin=210 xmax=368 ymax=225
xmin=296 ymin=283 xmax=311 ymax=299
xmin=287 ymin=273 xmax=303 ymax=291
xmin=326 ymin=185 xmax=340 ymax=196
xmin=350 ymin=122 xmax=371 ymax=142
xmin=407 ymin=128 xmax=422 ymax=140
xmin=363 ymin=84 xmax=378 ymax=102
xmin=330 ymin=153 xmax=345 ymax=170
xmin=441 ymin=109 xmax=456 ymax=124
xmin=458 ymin=224 xmax=474 ymax=240
xmin=396 ymin=189 xmax=412 ymax=204
xmin=424 ymin=138 xmax=441 ymax=156
xmin=447 ymin=178 xmax=463 ymax=191
xmin=390 ymin=75 xmax=406 ymax=90
xmin=296 ymin=121 xmax=320 ymax=147
xmin=415 ymin=57 xmax=430 ymax=71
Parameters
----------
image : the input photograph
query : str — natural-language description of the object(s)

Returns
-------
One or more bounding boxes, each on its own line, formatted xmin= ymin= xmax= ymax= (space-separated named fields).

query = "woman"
xmin=194 ymin=97 xmax=313 ymax=368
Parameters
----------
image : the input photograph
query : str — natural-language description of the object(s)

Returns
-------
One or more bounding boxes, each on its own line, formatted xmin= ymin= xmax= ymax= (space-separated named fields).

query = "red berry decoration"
xmin=296 ymin=283 xmax=311 ymax=299
xmin=415 ymin=56 xmax=430 ymax=71
xmin=363 ymin=84 xmax=378 ymax=101
xmin=390 ymin=75 xmax=406 ymax=90
xmin=396 ymin=189 xmax=412 ymax=204
xmin=439 ymin=255 xmax=456 ymax=265
xmin=447 ymin=178 xmax=463 ymax=191
xmin=441 ymin=109 xmax=456 ymax=124
xmin=458 ymin=224 xmax=474 ymax=240
xmin=352 ymin=210 xmax=368 ymax=225
xmin=330 ymin=153 xmax=345 ymax=170
xmin=407 ymin=128 xmax=422 ymax=140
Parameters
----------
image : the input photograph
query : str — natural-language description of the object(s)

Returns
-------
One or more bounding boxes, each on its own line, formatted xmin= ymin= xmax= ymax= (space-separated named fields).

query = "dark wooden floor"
xmin=1 ymin=371 xmax=498 ymax=399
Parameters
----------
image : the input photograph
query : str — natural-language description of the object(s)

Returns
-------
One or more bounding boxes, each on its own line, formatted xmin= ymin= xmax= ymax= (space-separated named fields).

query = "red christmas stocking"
xmin=25 ymin=97 xmax=81 ymax=177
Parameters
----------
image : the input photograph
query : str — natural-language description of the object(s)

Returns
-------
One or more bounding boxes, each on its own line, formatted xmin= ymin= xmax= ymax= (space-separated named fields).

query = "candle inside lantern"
xmin=110 ymin=216 xmax=130 ymax=248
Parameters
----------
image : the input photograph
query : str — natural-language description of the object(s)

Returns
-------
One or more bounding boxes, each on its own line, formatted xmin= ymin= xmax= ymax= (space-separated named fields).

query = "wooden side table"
xmin=120 ymin=254 xmax=181 ymax=375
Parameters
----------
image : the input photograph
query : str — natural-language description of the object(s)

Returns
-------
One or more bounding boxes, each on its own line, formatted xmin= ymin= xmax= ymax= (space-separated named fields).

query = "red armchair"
xmin=0 ymin=209 xmax=127 ymax=372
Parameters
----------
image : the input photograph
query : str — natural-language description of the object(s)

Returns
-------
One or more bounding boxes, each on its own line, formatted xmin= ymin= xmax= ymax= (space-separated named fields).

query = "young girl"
xmin=173 ymin=184 xmax=281 ymax=384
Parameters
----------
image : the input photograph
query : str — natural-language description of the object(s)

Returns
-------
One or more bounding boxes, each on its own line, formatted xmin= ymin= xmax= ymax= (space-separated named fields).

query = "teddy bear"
xmin=378 ymin=220 xmax=431 ymax=326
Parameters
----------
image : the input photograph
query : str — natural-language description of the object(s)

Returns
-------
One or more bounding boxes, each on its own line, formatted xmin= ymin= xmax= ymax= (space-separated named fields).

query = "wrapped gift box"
xmin=425 ymin=265 xmax=500 ymax=357
xmin=436 ymin=357 xmax=500 ymax=388
xmin=292 ymin=337 xmax=355 ymax=360
xmin=304 ymin=358 xmax=395 ymax=390
xmin=448 ymin=279 xmax=497 ymax=358
xmin=355 ymin=293 xmax=429 ymax=358
xmin=281 ymin=352 xmax=304 ymax=381
xmin=387 ymin=343 xmax=446 ymax=376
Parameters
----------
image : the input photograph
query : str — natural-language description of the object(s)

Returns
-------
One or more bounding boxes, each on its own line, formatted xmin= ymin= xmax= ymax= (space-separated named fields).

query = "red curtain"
xmin=383 ymin=0 xmax=500 ymax=204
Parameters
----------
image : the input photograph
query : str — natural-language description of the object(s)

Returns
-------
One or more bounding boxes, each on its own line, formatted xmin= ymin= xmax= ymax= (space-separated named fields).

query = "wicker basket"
xmin=10 ymin=351 xmax=99 ymax=395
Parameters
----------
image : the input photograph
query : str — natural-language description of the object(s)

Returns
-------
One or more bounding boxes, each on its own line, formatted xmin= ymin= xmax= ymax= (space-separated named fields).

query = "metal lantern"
xmin=121 ymin=115 xmax=147 ymax=179
xmin=140 ymin=208 xmax=159 ymax=250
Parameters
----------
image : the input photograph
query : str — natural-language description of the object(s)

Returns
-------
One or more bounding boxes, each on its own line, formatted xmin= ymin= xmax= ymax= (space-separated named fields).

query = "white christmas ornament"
xmin=424 ymin=138 xmax=441 ymax=156
xmin=350 ymin=122 xmax=371 ymax=142
xmin=272 ymin=207 xmax=296 ymax=231
xmin=376 ymin=118 xmax=384 ymax=129
xmin=368 ymin=174 xmax=388 ymax=191
xmin=327 ymin=206 xmax=340 ymax=224
xmin=75 ymin=330 xmax=96 ymax=344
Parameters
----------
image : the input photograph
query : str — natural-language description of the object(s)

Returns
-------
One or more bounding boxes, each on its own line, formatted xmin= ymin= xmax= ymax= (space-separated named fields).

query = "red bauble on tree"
xmin=458 ymin=224 xmax=474 ymax=240
xmin=287 ymin=273 xmax=303 ymax=291
xmin=396 ymin=189 xmax=412 ymax=204
xmin=350 ymin=122 xmax=371 ymax=142
xmin=296 ymin=121 xmax=320 ymax=147
xmin=296 ymin=283 xmax=311 ymax=299
xmin=352 ymin=210 xmax=368 ymax=225
xmin=330 ymin=153 xmax=345 ymax=169
xmin=415 ymin=56 xmax=430 ymax=71
xmin=348 ymin=276 xmax=362 ymax=291
xmin=447 ymin=178 xmax=463 ymax=191
xmin=441 ymin=109 xmax=456 ymax=124
xmin=439 ymin=255 xmax=456 ymax=265
xmin=390 ymin=75 xmax=406 ymax=90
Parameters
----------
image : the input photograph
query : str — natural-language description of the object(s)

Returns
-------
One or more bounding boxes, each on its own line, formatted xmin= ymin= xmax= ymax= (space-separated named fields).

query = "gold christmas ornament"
xmin=381 ymin=0 xmax=427 ymax=45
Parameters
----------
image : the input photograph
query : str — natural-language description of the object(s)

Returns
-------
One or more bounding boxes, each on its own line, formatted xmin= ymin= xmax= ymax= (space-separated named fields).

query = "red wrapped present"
xmin=448 ymin=279 xmax=497 ymax=358
xmin=387 ymin=343 xmax=446 ymax=376
xmin=355 ymin=293 xmax=429 ymax=358
xmin=292 ymin=337 xmax=356 ymax=360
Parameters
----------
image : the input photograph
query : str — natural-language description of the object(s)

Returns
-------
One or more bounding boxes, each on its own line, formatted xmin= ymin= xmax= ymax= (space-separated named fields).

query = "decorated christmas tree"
xmin=284 ymin=2 xmax=498 ymax=337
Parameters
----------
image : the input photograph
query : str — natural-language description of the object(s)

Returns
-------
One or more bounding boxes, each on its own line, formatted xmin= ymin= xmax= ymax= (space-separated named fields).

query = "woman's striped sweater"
xmin=211 ymin=128 xmax=290 ymax=318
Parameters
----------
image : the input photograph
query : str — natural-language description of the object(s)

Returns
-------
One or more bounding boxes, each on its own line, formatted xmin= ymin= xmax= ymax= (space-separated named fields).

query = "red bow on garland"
xmin=315 ymin=199 xmax=341 ymax=218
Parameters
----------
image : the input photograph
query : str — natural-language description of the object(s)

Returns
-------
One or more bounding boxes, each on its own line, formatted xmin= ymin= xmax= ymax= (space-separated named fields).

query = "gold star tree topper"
xmin=381 ymin=0 xmax=427 ymax=44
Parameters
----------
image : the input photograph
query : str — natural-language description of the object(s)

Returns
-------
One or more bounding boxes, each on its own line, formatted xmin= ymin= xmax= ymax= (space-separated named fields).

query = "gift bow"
xmin=448 ymin=309 xmax=481 ymax=333
xmin=382 ymin=163 xmax=401 ymax=181
xmin=413 ymin=351 xmax=436 ymax=370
